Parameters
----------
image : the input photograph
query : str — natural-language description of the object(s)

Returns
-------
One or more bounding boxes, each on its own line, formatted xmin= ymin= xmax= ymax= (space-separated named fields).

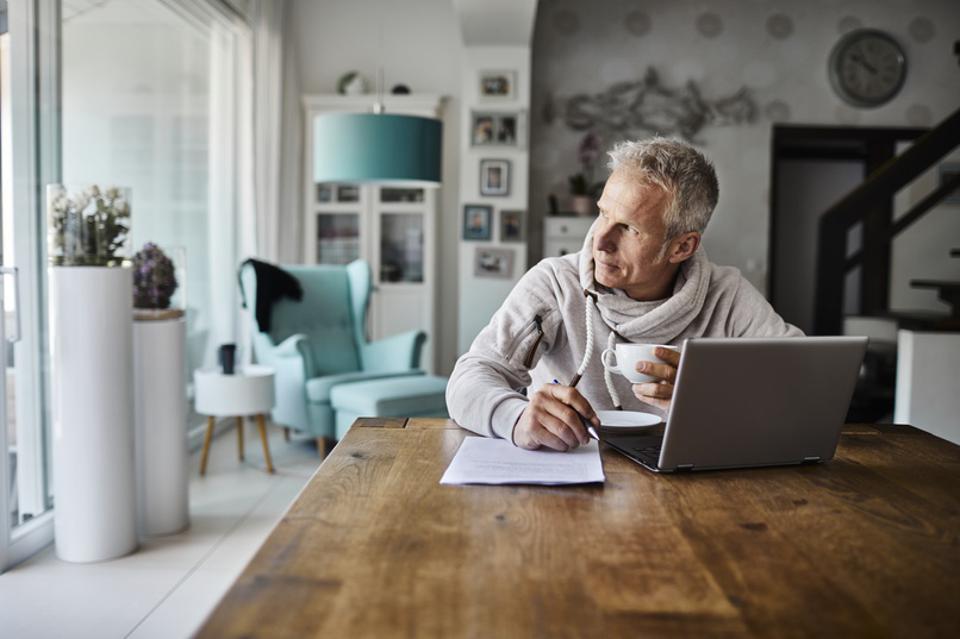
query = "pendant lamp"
xmin=312 ymin=110 xmax=442 ymax=186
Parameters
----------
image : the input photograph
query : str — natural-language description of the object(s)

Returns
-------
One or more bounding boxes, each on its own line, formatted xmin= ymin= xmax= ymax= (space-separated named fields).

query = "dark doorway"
xmin=768 ymin=125 xmax=926 ymax=334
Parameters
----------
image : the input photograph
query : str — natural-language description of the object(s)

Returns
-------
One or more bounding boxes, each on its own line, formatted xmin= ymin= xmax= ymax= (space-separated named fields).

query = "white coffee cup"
xmin=601 ymin=343 xmax=680 ymax=384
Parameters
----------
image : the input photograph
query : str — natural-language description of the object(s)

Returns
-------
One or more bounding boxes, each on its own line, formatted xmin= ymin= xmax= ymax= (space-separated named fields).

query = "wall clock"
xmin=828 ymin=29 xmax=907 ymax=108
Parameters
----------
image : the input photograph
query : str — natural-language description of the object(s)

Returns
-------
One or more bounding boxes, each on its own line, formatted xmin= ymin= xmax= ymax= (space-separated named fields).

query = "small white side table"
xmin=194 ymin=365 xmax=276 ymax=475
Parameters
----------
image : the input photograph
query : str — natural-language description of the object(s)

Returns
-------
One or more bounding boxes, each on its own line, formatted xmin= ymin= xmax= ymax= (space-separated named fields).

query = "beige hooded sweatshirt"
xmin=446 ymin=221 xmax=802 ymax=442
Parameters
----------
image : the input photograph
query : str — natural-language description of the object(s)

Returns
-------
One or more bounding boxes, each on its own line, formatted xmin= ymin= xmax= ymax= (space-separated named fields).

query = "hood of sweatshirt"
xmin=577 ymin=218 xmax=713 ymax=344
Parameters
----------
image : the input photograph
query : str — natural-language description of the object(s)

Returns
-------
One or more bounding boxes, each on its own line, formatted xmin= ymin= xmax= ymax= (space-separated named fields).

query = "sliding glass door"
xmin=2 ymin=0 xmax=249 ymax=572
xmin=0 ymin=0 xmax=59 ymax=572
xmin=60 ymin=0 xmax=249 ymax=439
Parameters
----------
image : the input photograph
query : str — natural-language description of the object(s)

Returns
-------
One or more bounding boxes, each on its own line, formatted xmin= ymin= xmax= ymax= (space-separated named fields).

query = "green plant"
xmin=48 ymin=185 xmax=131 ymax=266
xmin=568 ymin=132 xmax=605 ymax=198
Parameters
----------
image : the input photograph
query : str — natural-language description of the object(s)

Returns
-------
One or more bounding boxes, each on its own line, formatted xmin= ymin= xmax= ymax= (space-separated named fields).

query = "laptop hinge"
xmin=676 ymin=464 xmax=694 ymax=472
xmin=802 ymin=456 xmax=821 ymax=464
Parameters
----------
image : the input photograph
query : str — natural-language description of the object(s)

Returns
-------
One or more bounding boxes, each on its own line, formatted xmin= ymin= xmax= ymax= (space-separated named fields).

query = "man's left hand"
xmin=632 ymin=346 xmax=680 ymax=400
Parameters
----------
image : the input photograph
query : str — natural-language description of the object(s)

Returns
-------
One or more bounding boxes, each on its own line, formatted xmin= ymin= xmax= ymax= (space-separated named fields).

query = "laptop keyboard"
xmin=608 ymin=434 xmax=665 ymax=468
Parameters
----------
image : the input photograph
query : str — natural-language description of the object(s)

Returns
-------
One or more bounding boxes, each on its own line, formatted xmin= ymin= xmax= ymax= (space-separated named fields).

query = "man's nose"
xmin=594 ymin=220 xmax=616 ymax=253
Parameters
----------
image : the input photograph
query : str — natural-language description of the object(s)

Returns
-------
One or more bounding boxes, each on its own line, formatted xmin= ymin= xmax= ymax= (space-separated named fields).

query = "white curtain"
xmin=250 ymin=0 xmax=302 ymax=264
xmin=278 ymin=5 xmax=303 ymax=263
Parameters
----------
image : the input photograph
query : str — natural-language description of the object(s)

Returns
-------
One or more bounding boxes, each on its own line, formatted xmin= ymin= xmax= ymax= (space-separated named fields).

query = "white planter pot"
xmin=50 ymin=266 xmax=138 ymax=562
xmin=134 ymin=317 xmax=188 ymax=536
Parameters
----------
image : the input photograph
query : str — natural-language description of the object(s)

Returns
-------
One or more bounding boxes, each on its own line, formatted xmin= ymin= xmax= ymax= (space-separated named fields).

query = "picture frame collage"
xmin=466 ymin=69 xmax=525 ymax=279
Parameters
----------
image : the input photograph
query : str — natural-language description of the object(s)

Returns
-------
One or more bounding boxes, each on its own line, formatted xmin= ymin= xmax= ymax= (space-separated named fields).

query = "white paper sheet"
xmin=440 ymin=437 xmax=605 ymax=485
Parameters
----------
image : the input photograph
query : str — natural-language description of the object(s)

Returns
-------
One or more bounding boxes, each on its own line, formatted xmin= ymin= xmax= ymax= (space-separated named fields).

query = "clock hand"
xmin=850 ymin=52 xmax=878 ymax=75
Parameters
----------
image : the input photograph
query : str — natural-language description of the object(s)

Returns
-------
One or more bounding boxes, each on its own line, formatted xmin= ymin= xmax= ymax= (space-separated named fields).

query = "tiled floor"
xmin=0 ymin=422 xmax=323 ymax=639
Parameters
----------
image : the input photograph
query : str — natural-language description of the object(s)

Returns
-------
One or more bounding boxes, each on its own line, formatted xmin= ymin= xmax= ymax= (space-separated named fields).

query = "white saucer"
xmin=596 ymin=410 xmax=662 ymax=428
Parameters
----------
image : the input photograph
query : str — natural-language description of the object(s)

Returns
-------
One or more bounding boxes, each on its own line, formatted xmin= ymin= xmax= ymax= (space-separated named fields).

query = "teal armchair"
xmin=240 ymin=260 xmax=426 ymax=443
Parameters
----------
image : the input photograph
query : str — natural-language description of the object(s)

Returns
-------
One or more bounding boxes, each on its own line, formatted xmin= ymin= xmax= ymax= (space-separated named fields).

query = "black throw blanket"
xmin=238 ymin=258 xmax=304 ymax=332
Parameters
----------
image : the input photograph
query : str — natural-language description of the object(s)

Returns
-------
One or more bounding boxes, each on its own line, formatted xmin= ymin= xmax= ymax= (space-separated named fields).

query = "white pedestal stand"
xmin=134 ymin=314 xmax=188 ymax=536
xmin=894 ymin=329 xmax=960 ymax=446
xmin=50 ymin=266 xmax=138 ymax=563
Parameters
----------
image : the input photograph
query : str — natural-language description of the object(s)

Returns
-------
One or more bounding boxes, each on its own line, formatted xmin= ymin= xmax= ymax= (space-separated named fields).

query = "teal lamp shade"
xmin=313 ymin=113 xmax=442 ymax=185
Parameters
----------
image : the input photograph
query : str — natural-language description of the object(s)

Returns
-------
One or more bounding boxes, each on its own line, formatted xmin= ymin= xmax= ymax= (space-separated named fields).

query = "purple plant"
xmin=132 ymin=242 xmax=178 ymax=309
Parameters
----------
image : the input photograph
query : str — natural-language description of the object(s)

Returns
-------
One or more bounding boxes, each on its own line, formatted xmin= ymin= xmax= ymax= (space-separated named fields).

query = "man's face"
xmin=592 ymin=168 xmax=675 ymax=299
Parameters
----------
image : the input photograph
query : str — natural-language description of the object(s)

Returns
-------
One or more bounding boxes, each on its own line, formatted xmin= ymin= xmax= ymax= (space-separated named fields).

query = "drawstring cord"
xmin=572 ymin=289 xmax=622 ymax=411
xmin=603 ymin=330 xmax=622 ymax=410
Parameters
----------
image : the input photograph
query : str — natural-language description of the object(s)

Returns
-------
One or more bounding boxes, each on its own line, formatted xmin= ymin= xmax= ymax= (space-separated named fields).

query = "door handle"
xmin=0 ymin=266 xmax=21 ymax=344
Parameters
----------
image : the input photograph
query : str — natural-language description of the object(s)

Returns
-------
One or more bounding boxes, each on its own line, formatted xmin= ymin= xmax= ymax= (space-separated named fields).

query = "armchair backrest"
xmin=240 ymin=260 xmax=373 ymax=376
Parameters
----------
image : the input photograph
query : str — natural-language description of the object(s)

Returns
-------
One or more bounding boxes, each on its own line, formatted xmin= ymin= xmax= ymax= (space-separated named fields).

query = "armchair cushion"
xmin=305 ymin=369 xmax=424 ymax=404
xmin=329 ymin=375 xmax=448 ymax=418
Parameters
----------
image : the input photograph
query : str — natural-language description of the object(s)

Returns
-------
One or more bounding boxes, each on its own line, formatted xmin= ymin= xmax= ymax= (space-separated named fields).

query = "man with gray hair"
xmin=447 ymin=137 xmax=801 ymax=451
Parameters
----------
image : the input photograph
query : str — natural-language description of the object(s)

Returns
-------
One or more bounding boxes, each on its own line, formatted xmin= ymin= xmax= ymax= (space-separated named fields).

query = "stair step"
xmin=910 ymin=279 xmax=960 ymax=290
xmin=910 ymin=280 xmax=960 ymax=320
xmin=853 ymin=311 xmax=960 ymax=332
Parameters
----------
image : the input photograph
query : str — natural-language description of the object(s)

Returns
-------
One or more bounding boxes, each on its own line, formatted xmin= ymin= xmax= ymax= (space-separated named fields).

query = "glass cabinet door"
xmin=316 ymin=212 xmax=361 ymax=265
xmin=378 ymin=212 xmax=423 ymax=283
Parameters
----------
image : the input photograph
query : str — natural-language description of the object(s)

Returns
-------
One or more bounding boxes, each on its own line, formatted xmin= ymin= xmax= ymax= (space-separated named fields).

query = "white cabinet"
xmin=303 ymin=95 xmax=444 ymax=372
xmin=543 ymin=216 xmax=595 ymax=258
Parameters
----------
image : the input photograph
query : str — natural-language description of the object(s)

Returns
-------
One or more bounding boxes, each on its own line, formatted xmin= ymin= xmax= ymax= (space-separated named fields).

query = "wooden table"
xmin=197 ymin=419 xmax=960 ymax=637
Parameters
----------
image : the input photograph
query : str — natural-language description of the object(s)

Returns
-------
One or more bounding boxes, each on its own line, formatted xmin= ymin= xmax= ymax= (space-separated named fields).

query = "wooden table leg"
xmin=256 ymin=414 xmax=275 ymax=474
xmin=200 ymin=415 xmax=215 ymax=476
xmin=316 ymin=437 xmax=332 ymax=458
xmin=237 ymin=416 xmax=245 ymax=461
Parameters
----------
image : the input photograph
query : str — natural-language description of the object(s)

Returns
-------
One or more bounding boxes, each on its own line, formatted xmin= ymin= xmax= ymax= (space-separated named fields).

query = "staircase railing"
xmin=813 ymin=107 xmax=960 ymax=335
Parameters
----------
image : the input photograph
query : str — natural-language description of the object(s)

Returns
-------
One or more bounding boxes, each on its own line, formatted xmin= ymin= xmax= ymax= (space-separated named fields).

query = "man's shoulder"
xmin=506 ymin=253 xmax=582 ymax=309
xmin=694 ymin=255 xmax=752 ymax=294
xmin=520 ymin=252 xmax=581 ymax=287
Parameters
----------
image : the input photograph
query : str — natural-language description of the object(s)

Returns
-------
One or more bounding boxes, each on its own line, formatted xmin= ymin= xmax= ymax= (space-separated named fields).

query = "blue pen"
xmin=552 ymin=379 xmax=601 ymax=441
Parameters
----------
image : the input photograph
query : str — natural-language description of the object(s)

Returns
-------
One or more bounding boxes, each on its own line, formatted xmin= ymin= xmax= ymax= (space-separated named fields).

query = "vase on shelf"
xmin=47 ymin=184 xmax=138 ymax=562
xmin=571 ymin=195 xmax=594 ymax=217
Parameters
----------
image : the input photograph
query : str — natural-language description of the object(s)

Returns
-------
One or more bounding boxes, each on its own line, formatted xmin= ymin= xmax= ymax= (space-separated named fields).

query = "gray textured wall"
xmin=530 ymin=0 xmax=960 ymax=297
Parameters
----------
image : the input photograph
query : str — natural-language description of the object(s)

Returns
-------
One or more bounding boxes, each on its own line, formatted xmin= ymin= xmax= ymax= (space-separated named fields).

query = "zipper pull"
xmin=522 ymin=314 xmax=546 ymax=368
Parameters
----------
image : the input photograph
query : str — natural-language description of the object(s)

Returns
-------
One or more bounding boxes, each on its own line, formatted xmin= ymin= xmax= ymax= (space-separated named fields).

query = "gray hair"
xmin=606 ymin=137 xmax=719 ymax=238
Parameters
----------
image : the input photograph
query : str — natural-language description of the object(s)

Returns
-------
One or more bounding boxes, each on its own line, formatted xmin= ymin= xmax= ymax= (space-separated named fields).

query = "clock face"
xmin=829 ymin=29 xmax=907 ymax=108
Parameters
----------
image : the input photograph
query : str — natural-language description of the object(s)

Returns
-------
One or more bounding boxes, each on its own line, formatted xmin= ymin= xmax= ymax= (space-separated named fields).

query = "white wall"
xmin=530 ymin=0 xmax=960 ymax=296
xmin=289 ymin=0 xmax=462 ymax=374
xmin=456 ymin=45 xmax=531 ymax=354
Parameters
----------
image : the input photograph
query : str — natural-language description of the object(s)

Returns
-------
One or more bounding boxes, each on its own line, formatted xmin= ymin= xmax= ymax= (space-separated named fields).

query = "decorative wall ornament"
xmin=543 ymin=68 xmax=757 ymax=142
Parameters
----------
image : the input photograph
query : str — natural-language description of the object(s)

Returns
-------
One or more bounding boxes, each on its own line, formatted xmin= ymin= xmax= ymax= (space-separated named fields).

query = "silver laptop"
xmin=605 ymin=336 xmax=868 ymax=473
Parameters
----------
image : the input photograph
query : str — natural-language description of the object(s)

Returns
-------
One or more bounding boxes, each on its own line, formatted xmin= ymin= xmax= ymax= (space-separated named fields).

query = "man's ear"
xmin=666 ymin=232 xmax=701 ymax=264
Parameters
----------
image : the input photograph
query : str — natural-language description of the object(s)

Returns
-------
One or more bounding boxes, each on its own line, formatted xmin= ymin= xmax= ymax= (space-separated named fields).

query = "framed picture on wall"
xmin=462 ymin=204 xmax=493 ymax=240
xmin=500 ymin=209 xmax=525 ymax=242
xmin=479 ymin=70 xmax=516 ymax=100
xmin=471 ymin=111 xmax=522 ymax=147
xmin=474 ymin=247 xmax=514 ymax=279
xmin=479 ymin=159 xmax=510 ymax=196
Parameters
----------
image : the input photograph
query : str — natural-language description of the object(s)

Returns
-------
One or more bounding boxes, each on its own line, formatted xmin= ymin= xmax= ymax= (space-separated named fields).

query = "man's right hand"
xmin=513 ymin=385 xmax=600 ymax=451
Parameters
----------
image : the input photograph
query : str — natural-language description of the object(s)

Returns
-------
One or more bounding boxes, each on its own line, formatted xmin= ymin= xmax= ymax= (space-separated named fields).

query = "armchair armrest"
xmin=257 ymin=332 xmax=317 ymax=433
xmin=273 ymin=333 xmax=317 ymax=380
xmin=361 ymin=330 xmax=426 ymax=373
